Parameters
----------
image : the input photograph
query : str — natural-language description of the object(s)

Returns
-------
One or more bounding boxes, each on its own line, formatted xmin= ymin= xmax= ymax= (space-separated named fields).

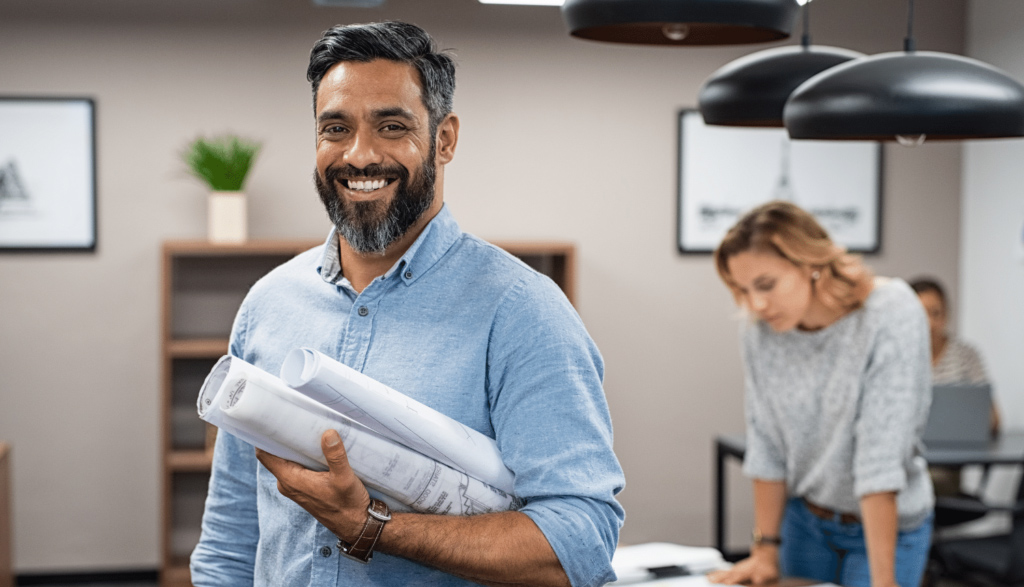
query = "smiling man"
xmin=189 ymin=21 xmax=625 ymax=587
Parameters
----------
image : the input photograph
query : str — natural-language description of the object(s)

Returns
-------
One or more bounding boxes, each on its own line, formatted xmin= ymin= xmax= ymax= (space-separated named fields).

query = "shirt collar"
xmin=315 ymin=204 xmax=462 ymax=288
xmin=316 ymin=229 xmax=344 ymax=284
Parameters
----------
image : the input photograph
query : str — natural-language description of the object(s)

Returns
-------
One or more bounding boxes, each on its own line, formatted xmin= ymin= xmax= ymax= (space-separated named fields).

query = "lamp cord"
xmin=904 ymin=0 xmax=916 ymax=52
xmin=801 ymin=2 xmax=811 ymax=48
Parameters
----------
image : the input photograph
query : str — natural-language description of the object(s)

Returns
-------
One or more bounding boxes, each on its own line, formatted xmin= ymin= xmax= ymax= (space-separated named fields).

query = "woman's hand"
xmin=707 ymin=547 xmax=779 ymax=585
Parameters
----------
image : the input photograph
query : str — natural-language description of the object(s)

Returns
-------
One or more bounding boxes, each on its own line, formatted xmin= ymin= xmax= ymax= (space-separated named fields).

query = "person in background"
xmin=909 ymin=277 xmax=998 ymax=433
xmin=910 ymin=277 xmax=998 ymax=520
xmin=707 ymin=201 xmax=933 ymax=587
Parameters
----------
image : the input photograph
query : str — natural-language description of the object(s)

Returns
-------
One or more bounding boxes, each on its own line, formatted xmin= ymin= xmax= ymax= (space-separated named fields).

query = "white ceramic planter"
xmin=207 ymin=191 xmax=247 ymax=243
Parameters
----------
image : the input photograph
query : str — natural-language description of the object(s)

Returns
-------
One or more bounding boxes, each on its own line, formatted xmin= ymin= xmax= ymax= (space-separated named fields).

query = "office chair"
xmin=930 ymin=465 xmax=1024 ymax=585
xmin=932 ymin=465 xmax=992 ymax=527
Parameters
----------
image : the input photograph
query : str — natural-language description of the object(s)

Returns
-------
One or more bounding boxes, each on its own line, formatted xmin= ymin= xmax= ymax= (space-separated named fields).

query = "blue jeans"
xmin=779 ymin=497 xmax=933 ymax=587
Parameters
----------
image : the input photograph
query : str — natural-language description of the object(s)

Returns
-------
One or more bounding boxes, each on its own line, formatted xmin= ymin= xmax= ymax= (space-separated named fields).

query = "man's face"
xmin=314 ymin=59 xmax=438 ymax=254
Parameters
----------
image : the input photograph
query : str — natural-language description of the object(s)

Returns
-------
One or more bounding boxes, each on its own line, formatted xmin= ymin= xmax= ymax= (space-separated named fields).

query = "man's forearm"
xmin=377 ymin=510 xmax=570 ymax=587
xmin=257 ymin=435 xmax=573 ymax=587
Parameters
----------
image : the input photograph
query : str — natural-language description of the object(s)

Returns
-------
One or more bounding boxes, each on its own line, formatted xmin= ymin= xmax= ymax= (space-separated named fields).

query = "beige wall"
xmin=0 ymin=0 xmax=965 ymax=572
xmin=962 ymin=0 xmax=1024 ymax=433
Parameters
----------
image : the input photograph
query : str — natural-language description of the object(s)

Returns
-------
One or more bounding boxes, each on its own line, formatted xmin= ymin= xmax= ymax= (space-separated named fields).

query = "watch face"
xmin=369 ymin=499 xmax=392 ymax=521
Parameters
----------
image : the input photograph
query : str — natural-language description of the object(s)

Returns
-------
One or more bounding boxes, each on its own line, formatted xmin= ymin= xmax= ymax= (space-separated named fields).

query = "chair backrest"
xmin=1007 ymin=464 xmax=1024 ymax=581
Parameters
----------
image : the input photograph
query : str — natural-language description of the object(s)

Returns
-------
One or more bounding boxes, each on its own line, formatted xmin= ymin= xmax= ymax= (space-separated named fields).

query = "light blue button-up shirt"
xmin=190 ymin=205 xmax=626 ymax=587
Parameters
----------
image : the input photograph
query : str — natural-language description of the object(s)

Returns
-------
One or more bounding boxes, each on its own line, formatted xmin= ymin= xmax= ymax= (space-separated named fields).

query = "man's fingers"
xmin=255 ymin=448 xmax=294 ymax=473
xmin=256 ymin=448 xmax=324 ymax=499
xmin=321 ymin=429 xmax=351 ymax=471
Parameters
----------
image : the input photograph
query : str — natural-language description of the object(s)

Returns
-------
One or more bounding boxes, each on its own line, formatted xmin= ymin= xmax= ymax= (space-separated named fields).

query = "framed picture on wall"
xmin=0 ymin=97 xmax=97 ymax=252
xmin=677 ymin=109 xmax=883 ymax=254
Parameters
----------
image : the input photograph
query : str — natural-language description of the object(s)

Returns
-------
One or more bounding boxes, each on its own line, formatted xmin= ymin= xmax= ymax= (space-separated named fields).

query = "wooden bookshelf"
xmin=159 ymin=240 xmax=321 ymax=587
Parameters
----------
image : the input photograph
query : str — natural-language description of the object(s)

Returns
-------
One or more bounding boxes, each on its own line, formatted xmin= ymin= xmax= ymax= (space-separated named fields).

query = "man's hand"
xmin=257 ymin=430 xmax=571 ymax=587
xmin=255 ymin=429 xmax=371 ymax=544
xmin=707 ymin=547 xmax=780 ymax=585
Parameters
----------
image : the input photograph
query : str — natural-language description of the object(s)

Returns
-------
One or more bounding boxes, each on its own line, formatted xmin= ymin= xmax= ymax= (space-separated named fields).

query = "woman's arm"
xmin=708 ymin=479 xmax=787 ymax=585
xmin=860 ymin=491 xmax=899 ymax=587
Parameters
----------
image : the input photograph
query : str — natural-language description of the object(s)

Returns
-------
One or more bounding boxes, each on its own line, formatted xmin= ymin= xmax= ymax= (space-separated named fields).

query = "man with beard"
xmin=189 ymin=21 xmax=625 ymax=587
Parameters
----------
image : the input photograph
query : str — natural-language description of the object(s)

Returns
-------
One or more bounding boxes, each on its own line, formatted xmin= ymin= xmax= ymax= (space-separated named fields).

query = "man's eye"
xmin=323 ymin=125 xmax=346 ymax=134
xmin=381 ymin=124 xmax=405 ymax=132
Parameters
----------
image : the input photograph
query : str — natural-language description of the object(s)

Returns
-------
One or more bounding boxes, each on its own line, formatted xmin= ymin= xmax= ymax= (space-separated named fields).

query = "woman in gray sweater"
xmin=707 ymin=202 xmax=933 ymax=587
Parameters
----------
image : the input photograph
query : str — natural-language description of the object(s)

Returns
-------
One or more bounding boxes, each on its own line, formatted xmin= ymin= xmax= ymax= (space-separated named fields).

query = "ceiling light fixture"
xmin=561 ymin=0 xmax=799 ymax=46
xmin=698 ymin=1 xmax=863 ymax=127
xmin=479 ymin=0 xmax=564 ymax=5
xmin=312 ymin=0 xmax=385 ymax=6
xmin=783 ymin=0 xmax=1024 ymax=142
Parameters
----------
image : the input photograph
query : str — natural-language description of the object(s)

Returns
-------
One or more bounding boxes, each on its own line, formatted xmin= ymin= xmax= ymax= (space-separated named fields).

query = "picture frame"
xmin=676 ymin=109 xmax=883 ymax=254
xmin=0 ymin=97 xmax=97 ymax=252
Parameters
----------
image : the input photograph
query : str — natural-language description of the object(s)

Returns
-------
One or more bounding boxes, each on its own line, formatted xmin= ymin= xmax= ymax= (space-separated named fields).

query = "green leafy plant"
xmin=183 ymin=134 xmax=261 ymax=192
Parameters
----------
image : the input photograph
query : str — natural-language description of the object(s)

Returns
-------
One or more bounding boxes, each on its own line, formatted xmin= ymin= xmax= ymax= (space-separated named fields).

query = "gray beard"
xmin=315 ymin=149 xmax=436 ymax=255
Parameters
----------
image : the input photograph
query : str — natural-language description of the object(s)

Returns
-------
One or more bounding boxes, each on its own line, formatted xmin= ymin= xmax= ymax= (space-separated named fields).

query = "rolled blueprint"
xmin=199 ymin=355 xmax=317 ymax=468
xmin=198 ymin=355 xmax=520 ymax=516
xmin=198 ymin=358 xmax=410 ymax=512
xmin=280 ymin=347 xmax=516 ymax=494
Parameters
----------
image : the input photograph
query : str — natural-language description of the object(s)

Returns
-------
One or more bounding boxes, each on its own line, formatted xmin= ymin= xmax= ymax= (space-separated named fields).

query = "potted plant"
xmin=183 ymin=134 xmax=261 ymax=243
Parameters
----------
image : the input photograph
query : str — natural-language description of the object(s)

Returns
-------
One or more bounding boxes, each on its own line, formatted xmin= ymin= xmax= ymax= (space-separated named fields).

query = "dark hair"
xmin=909 ymin=277 xmax=946 ymax=305
xmin=307 ymin=21 xmax=456 ymax=133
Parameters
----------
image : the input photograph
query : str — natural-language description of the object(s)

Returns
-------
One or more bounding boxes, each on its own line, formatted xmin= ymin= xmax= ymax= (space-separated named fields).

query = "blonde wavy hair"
xmin=714 ymin=201 xmax=874 ymax=313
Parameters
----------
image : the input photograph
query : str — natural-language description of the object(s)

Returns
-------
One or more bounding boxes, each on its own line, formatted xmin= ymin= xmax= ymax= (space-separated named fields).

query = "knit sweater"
xmin=741 ymin=278 xmax=934 ymax=530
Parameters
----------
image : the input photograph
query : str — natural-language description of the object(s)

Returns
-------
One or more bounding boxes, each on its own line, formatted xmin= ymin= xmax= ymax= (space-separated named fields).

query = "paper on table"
xmin=609 ymin=542 xmax=728 ymax=585
xmin=197 ymin=355 xmax=520 ymax=516
xmin=280 ymin=348 xmax=516 ymax=494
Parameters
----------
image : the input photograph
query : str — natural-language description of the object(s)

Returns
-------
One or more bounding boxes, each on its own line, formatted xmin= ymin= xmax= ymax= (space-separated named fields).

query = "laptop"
xmin=923 ymin=383 xmax=993 ymax=447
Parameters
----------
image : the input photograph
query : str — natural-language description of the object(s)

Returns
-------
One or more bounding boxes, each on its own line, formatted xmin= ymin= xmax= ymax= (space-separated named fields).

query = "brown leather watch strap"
xmin=337 ymin=498 xmax=391 ymax=563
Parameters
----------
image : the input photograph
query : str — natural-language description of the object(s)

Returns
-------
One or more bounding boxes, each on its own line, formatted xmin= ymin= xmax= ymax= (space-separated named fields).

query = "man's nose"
xmin=344 ymin=130 xmax=383 ymax=168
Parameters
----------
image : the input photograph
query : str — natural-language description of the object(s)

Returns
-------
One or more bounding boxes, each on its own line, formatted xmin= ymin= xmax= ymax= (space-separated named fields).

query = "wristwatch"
xmin=751 ymin=528 xmax=782 ymax=547
xmin=337 ymin=498 xmax=392 ymax=563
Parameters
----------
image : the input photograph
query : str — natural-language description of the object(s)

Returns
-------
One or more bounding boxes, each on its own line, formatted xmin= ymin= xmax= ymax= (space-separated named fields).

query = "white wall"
xmin=0 ymin=0 xmax=966 ymax=572
xmin=963 ymin=0 xmax=1024 ymax=434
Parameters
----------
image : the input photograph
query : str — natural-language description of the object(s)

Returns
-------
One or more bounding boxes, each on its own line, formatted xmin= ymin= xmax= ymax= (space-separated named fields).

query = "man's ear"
xmin=435 ymin=114 xmax=459 ymax=165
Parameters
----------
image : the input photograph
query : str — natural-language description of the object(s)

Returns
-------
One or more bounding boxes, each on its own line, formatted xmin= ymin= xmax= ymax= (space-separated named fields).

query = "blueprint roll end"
xmin=280 ymin=347 xmax=320 ymax=386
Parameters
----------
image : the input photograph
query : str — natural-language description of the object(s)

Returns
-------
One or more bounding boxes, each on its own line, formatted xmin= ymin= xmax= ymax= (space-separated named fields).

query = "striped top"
xmin=933 ymin=338 xmax=988 ymax=384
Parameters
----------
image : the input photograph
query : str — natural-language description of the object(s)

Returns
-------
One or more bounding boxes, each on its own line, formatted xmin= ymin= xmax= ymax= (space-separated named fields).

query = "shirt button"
xmin=320 ymin=546 xmax=332 ymax=557
xmin=358 ymin=306 xmax=369 ymax=317
xmin=404 ymin=270 xmax=413 ymax=279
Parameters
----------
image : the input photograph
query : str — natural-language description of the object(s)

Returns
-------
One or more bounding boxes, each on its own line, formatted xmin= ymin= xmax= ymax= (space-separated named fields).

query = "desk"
xmin=713 ymin=432 xmax=1024 ymax=559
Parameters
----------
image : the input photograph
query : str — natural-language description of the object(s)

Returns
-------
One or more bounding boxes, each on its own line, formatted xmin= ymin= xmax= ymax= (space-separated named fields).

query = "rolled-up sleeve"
xmin=486 ymin=275 xmax=625 ymax=587
xmin=853 ymin=297 xmax=931 ymax=498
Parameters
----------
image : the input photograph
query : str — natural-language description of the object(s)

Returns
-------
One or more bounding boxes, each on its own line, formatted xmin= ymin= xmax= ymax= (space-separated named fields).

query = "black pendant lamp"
xmin=561 ymin=0 xmax=799 ymax=46
xmin=698 ymin=2 xmax=863 ymax=127
xmin=784 ymin=0 xmax=1024 ymax=142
